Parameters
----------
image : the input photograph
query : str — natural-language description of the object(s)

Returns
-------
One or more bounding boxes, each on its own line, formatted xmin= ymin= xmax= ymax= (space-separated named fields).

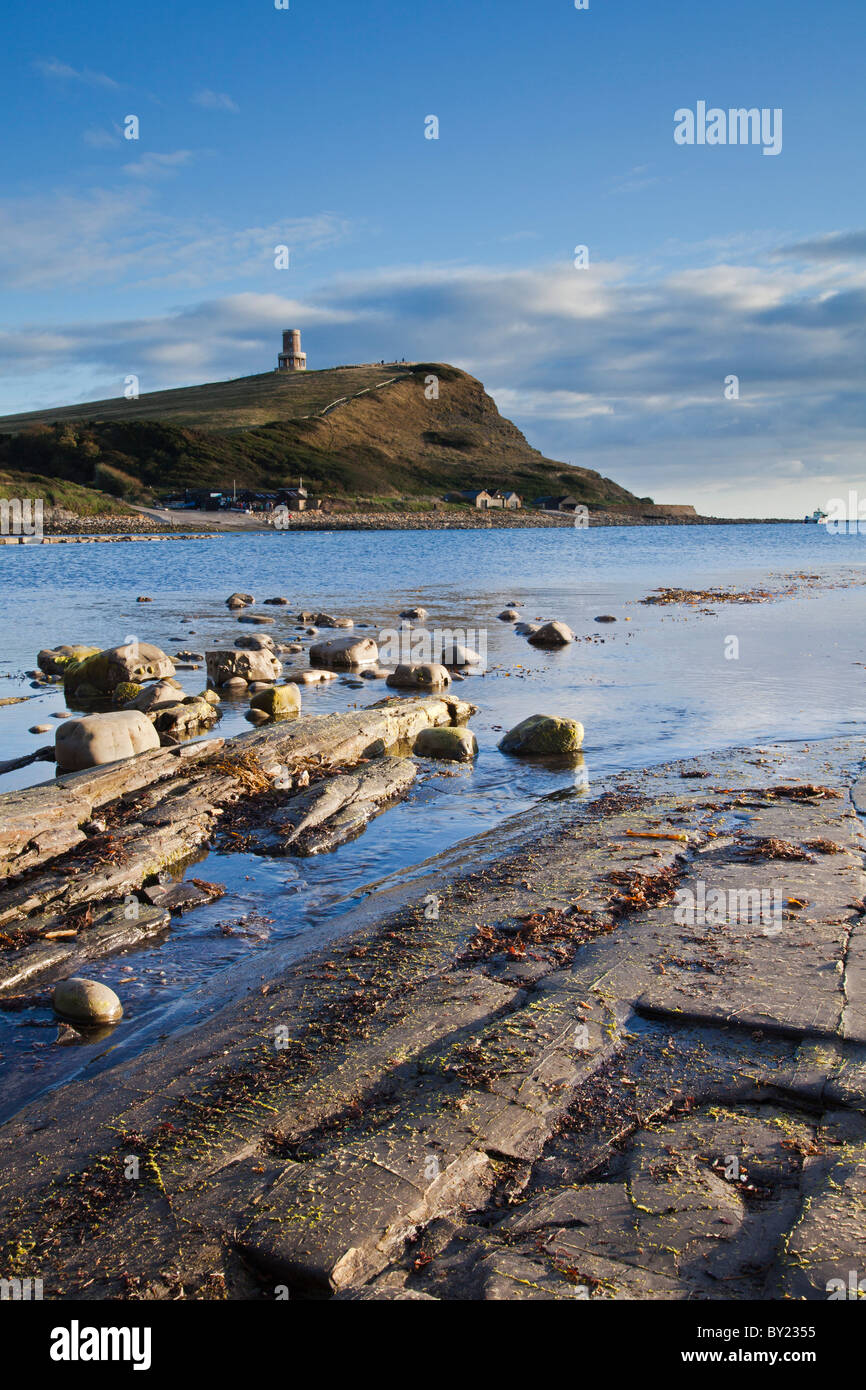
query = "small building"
xmin=185 ymin=489 xmax=224 ymax=510
xmin=277 ymin=483 xmax=309 ymax=512
xmin=534 ymin=494 xmax=579 ymax=513
xmin=499 ymin=490 xmax=522 ymax=510
xmin=445 ymin=489 xmax=494 ymax=509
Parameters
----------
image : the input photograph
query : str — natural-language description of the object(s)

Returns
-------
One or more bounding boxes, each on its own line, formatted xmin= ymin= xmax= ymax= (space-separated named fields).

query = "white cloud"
xmin=2 ymin=237 xmax=865 ymax=516
xmin=0 ymin=186 xmax=353 ymax=293
xmin=83 ymin=126 xmax=122 ymax=149
xmin=122 ymin=150 xmax=195 ymax=179
xmin=35 ymin=58 xmax=119 ymax=89
xmin=192 ymin=89 xmax=239 ymax=113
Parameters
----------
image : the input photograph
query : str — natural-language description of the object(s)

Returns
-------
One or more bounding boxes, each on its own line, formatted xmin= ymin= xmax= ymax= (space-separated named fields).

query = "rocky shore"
xmin=0 ymin=720 xmax=864 ymax=1301
xmin=1 ymin=505 xmax=797 ymax=542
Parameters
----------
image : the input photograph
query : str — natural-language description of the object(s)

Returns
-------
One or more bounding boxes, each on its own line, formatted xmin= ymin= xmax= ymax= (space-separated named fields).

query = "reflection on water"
xmin=0 ymin=523 xmax=865 ymax=1112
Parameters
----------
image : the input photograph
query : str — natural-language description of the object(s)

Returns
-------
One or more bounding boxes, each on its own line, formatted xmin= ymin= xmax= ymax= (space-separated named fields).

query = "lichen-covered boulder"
xmin=414 ymin=726 xmax=477 ymax=762
xmin=527 ymin=621 xmax=574 ymax=647
xmin=499 ymin=715 xmax=584 ymax=755
xmin=386 ymin=663 xmax=451 ymax=690
xmin=206 ymin=649 xmax=281 ymax=686
xmin=310 ymin=635 xmax=379 ymax=669
xmin=55 ymin=710 xmax=161 ymax=770
xmin=249 ymin=684 xmax=302 ymax=719
xmin=37 ymin=645 xmax=100 ymax=676
xmin=113 ymin=681 xmax=142 ymax=705
xmin=63 ymin=642 xmax=175 ymax=697
xmin=53 ymin=977 xmax=122 ymax=1024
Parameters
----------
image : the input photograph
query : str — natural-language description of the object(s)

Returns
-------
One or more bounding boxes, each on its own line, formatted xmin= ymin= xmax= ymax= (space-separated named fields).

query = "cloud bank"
xmin=2 ymin=209 xmax=864 ymax=515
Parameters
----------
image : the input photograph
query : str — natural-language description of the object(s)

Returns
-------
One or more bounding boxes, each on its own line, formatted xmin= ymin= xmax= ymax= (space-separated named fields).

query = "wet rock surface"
xmin=0 ymin=734 xmax=864 ymax=1301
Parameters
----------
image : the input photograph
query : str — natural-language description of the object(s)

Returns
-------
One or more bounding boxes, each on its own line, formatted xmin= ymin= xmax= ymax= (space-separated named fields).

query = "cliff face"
xmin=0 ymin=362 xmax=643 ymax=507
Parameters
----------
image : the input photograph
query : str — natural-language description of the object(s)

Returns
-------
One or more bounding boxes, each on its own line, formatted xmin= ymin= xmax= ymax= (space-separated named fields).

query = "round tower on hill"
xmin=277 ymin=329 xmax=307 ymax=371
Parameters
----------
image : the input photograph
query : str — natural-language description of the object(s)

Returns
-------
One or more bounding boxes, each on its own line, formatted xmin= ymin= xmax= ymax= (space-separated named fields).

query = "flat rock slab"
xmin=0 ymin=735 xmax=864 ymax=1300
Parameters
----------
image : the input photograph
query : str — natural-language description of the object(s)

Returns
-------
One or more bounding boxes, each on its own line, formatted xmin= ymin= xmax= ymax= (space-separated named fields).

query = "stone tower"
xmin=277 ymin=329 xmax=307 ymax=371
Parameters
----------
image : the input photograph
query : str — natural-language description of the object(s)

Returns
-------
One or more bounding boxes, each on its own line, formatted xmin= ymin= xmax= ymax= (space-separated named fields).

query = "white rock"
xmin=55 ymin=711 xmax=161 ymax=770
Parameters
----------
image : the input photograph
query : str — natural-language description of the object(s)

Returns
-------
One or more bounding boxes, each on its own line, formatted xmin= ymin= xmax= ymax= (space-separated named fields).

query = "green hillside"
xmin=0 ymin=362 xmax=646 ymax=509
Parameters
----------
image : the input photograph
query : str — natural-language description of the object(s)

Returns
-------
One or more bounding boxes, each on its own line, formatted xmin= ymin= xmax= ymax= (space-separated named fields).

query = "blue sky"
xmin=1 ymin=0 xmax=864 ymax=515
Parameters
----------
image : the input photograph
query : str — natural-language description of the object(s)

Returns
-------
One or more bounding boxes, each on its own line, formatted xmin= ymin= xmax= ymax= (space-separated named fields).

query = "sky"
xmin=1 ymin=0 xmax=864 ymax=517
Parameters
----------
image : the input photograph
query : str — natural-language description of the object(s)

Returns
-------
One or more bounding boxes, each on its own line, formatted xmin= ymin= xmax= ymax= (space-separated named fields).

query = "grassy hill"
xmin=0 ymin=470 xmax=132 ymax=516
xmin=0 ymin=362 xmax=647 ymax=509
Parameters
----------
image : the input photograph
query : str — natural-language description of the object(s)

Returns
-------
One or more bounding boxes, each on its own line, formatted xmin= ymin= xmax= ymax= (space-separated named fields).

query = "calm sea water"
xmin=1 ymin=522 xmax=865 ymax=1113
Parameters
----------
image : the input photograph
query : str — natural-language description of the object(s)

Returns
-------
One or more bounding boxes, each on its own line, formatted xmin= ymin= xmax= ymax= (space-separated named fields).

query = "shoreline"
xmin=1 ymin=728 xmax=864 ymax=1299
xmin=2 ymin=509 xmax=804 ymax=543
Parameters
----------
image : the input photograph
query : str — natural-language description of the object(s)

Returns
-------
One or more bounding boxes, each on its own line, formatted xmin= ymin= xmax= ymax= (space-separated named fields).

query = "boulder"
xmin=55 ymin=710 xmax=161 ymax=770
xmin=310 ymin=635 xmax=379 ymax=669
xmin=498 ymin=609 xmax=520 ymax=622
xmin=63 ymin=643 xmax=175 ymax=697
xmin=37 ymin=645 xmax=100 ymax=677
xmin=235 ymin=633 xmax=276 ymax=651
xmin=246 ymin=708 xmax=270 ymax=725
xmin=206 ymin=649 xmax=282 ymax=686
xmin=226 ymin=592 xmax=254 ymax=609
xmin=515 ymin=622 xmax=539 ymax=636
xmin=315 ymin=614 xmax=353 ymax=628
xmin=527 ymin=621 xmax=574 ymax=647
xmin=123 ymin=679 xmax=183 ymax=713
xmin=263 ymin=597 xmax=289 ymax=605
xmin=152 ymin=698 xmax=219 ymax=742
xmin=498 ymin=715 xmax=584 ymax=755
xmin=238 ymin=613 xmax=275 ymax=625
xmin=249 ymin=685 xmax=302 ymax=719
xmin=399 ymin=607 xmax=428 ymax=621
xmin=440 ymin=643 xmax=483 ymax=667
xmin=285 ymin=669 xmax=339 ymax=685
xmin=414 ymin=726 xmax=478 ymax=763
xmin=53 ymin=977 xmax=123 ymax=1025
xmin=386 ymin=663 xmax=451 ymax=690
xmin=595 ymin=614 xmax=617 ymax=623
